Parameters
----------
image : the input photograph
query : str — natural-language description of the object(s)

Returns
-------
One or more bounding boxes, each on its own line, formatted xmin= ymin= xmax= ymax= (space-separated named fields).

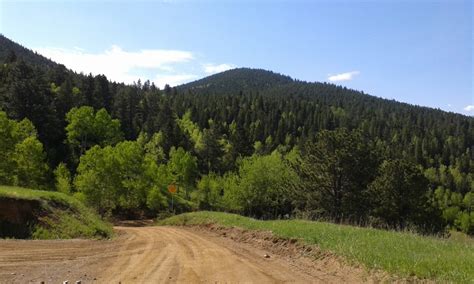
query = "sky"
xmin=0 ymin=0 xmax=472 ymax=115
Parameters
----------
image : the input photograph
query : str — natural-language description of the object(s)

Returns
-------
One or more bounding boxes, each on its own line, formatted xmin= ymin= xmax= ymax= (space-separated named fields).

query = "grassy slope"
xmin=159 ymin=211 xmax=474 ymax=282
xmin=0 ymin=186 xmax=112 ymax=239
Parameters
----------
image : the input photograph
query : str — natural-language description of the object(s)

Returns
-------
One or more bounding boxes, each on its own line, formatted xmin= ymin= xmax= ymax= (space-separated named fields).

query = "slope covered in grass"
xmin=0 ymin=186 xmax=112 ymax=239
xmin=159 ymin=211 xmax=473 ymax=282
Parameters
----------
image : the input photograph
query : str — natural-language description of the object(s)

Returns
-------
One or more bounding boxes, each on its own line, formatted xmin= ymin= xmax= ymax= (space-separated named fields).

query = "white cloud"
xmin=203 ymin=63 xmax=235 ymax=74
xmin=328 ymin=71 xmax=360 ymax=82
xmin=464 ymin=105 xmax=474 ymax=112
xmin=154 ymin=74 xmax=198 ymax=89
xmin=34 ymin=45 xmax=194 ymax=85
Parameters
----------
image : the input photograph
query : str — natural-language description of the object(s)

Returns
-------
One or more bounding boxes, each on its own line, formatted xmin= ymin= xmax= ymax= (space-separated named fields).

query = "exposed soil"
xmin=0 ymin=224 xmax=385 ymax=283
xmin=188 ymin=224 xmax=390 ymax=282
xmin=0 ymin=198 xmax=41 ymax=238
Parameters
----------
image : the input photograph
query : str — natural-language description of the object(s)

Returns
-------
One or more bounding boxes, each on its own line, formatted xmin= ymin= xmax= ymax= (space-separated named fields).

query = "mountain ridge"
xmin=0 ymin=34 xmax=470 ymax=117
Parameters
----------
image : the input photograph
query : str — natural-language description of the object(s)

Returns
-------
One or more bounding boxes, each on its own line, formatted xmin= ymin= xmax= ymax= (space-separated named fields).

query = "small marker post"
xmin=168 ymin=184 xmax=177 ymax=212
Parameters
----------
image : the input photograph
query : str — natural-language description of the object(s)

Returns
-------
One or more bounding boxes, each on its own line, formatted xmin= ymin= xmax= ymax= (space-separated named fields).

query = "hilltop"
xmin=178 ymin=68 xmax=294 ymax=94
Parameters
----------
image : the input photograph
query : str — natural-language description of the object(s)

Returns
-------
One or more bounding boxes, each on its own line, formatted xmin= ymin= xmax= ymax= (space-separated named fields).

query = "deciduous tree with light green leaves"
xmin=231 ymin=152 xmax=299 ymax=218
xmin=0 ymin=111 xmax=49 ymax=189
xmin=74 ymin=140 xmax=175 ymax=215
xmin=54 ymin=162 xmax=72 ymax=194
xmin=65 ymin=106 xmax=123 ymax=157
xmin=142 ymin=131 xmax=166 ymax=163
xmin=195 ymin=173 xmax=224 ymax=210
xmin=167 ymin=147 xmax=198 ymax=198
xmin=12 ymin=136 xmax=49 ymax=189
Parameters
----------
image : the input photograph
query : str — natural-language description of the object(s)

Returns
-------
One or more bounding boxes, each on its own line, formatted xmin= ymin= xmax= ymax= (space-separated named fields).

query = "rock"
xmin=63 ymin=281 xmax=69 ymax=284
xmin=264 ymin=254 xmax=270 ymax=258
xmin=76 ymin=281 xmax=82 ymax=284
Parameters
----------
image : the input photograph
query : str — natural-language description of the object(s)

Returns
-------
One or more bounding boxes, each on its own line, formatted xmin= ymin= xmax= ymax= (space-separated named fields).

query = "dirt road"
xmin=0 ymin=225 xmax=366 ymax=283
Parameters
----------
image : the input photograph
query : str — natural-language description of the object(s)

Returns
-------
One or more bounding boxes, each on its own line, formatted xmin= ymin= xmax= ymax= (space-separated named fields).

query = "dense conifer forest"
xmin=1 ymin=35 xmax=473 ymax=234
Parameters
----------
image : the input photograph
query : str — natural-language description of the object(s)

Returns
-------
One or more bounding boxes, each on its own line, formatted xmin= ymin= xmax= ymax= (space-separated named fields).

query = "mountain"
xmin=178 ymin=68 xmax=294 ymax=94
xmin=0 ymin=35 xmax=472 ymax=174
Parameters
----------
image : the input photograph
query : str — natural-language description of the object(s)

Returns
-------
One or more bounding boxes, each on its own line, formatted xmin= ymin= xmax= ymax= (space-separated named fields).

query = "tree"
xmin=74 ymin=145 xmax=119 ymax=214
xmin=0 ymin=112 xmax=48 ymax=189
xmin=195 ymin=173 xmax=224 ymax=210
xmin=232 ymin=152 xmax=299 ymax=218
xmin=94 ymin=108 xmax=123 ymax=145
xmin=198 ymin=127 xmax=224 ymax=174
xmin=12 ymin=136 xmax=49 ymax=189
xmin=229 ymin=123 xmax=253 ymax=158
xmin=368 ymin=159 xmax=431 ymax=229
xmin=143 ymin=132 xmax=166 ymax=164
xmin=0 ymin=111 xmax=18 ymax=184
xmin=65 ymin=106 xmax=123 ymax=157
xmin=296 ymin=128 xmax=380 ymax=221
xmin=75 ymin=140 xmax=167 ymax=215
xmin=54 ymin=162 xmax=72 ymax=194
xmin=112 ymin=141 xmax=151 ymax=210
xmin=167 ymin=147 xmax=198 ymax=198
xmin=93 ymin=74 xmax=112 ymax=111
xmin=146 ymin=186 xmax=168 ymax=211
xmin=65 ymin=106 xmax=96 ymax=155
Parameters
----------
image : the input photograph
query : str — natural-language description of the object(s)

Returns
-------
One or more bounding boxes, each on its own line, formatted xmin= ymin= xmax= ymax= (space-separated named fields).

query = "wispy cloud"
xmin=34 ymin=45 xmax=194 ymax=87
xmin=328 ymin=71 xmax=360 ymax=82
xmin=203 ymin=63 xmax=235 ymax=74
xmin=464 ymin=105 xmax=474 ymax=112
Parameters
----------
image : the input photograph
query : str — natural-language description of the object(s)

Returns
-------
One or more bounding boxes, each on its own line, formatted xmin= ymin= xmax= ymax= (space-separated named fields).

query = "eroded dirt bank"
xmin=0 ymin=225 xmax=379 ymax=283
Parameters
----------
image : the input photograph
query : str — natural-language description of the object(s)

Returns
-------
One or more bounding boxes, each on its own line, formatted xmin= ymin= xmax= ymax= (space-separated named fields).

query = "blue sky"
xmin=0 ymin=0 xmax=472 ymax=115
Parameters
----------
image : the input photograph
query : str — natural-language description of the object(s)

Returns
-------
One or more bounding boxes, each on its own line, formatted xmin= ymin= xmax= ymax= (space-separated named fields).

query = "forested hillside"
xmin=1 ymin=35 xmax=473 ymax=234
xmin=0 ymin=36 xmax=60 ymax=70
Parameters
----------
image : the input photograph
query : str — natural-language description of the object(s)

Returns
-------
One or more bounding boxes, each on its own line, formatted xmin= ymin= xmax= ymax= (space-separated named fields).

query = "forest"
xmin=0 ymin=35 xmax=473 ymax=235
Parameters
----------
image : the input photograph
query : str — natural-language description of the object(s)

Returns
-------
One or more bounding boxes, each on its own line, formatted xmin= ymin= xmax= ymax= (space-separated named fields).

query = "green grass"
xmin=0 ymin=185 xmax=113 ymax=239
xmin=159 ymin=211 xmax=474 ymax=282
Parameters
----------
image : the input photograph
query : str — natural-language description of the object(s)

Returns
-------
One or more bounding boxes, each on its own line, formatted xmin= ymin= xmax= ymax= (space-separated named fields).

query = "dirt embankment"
xmin=0 ymin=198 xmax=41 ymax=238
xmin=0 ymin=224 xmax=385 ymax=283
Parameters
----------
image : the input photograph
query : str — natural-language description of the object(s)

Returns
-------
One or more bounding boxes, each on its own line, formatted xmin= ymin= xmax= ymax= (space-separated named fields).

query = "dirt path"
xmin=0 ymin=226 xmax=367 ymax=283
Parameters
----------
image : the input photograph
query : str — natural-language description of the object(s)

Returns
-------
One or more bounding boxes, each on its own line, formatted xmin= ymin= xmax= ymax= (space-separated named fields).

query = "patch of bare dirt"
xmin=0 ymin=198 xmax=42 ymax=239
xmin=187 ymin=224 xmax=394 ymax=283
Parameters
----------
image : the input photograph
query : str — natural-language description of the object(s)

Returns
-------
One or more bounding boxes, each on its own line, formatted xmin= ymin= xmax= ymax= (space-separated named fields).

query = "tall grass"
xmin=160 ymin=211 xmax=474 ymax=282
